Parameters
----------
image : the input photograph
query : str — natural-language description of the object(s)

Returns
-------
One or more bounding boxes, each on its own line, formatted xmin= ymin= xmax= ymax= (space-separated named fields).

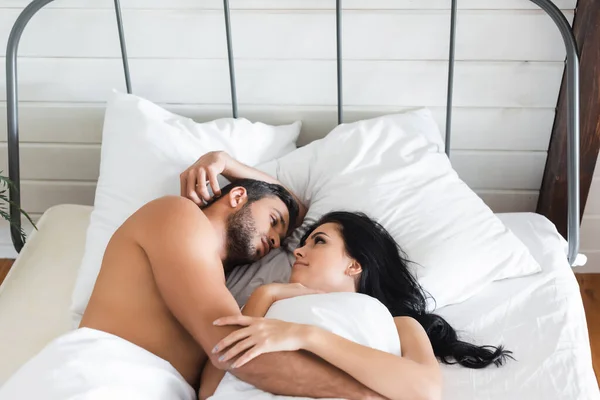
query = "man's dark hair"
xmin=219 ymin=178 xmax=299 ymax=233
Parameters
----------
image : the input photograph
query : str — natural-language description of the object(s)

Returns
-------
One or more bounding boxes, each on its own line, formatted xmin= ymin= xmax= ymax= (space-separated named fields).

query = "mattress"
xmin=0 ymin=206 xmax=597 ymax=399
xmin=0 ymin=204 xmax=92 ymax=384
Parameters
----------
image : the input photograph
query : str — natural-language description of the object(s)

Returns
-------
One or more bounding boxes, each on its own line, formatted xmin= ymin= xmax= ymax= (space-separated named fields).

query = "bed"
xmin=1 ymin=0 xmax=598 ymax=399
xmin=0 ymin=207 xmax=597 ymax=398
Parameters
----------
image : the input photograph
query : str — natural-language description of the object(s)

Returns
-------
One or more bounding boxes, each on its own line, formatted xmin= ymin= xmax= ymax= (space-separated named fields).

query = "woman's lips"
xmin=293 ymin=261 xmax=308 ymax=268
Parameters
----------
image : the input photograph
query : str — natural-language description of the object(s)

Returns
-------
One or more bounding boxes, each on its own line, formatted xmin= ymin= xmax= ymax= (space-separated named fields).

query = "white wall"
xmin=0 ymin=0 xmax=577 ymax=257
xmin=577 ymin=155 xmax=600 ymax=273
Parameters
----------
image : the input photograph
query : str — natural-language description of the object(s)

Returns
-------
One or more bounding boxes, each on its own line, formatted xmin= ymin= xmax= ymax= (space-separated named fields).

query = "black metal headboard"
xmin=5 ymin=0 xmax=581 ymax=264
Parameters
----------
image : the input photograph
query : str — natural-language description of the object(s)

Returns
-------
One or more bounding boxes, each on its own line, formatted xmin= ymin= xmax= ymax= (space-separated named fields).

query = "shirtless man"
xmin=0 ymin=151 xmax=383 ymax=400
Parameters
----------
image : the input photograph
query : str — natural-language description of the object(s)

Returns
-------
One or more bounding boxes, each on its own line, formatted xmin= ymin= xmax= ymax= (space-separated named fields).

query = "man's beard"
xmin=224 ymin=203 xmax=258 ymax=269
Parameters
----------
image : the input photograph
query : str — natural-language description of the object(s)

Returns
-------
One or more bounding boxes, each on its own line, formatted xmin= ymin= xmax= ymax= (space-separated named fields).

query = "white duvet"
xmin=436 ymin=213 xmax=600 ymax=400
xmin=210 ymin=292 xmax=401 ymax=400
xmin=0 ymin=328 xmax=196 ymax=400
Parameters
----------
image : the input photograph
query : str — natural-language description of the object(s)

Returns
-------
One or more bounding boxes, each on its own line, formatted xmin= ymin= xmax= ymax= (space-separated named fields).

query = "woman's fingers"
xmin=219 ymin=337 xmax=256 ymax=363
xmin=212 ymin=327 xmax=252 ymax=354
xmin=214 ymin=315 xmax=259 ymax=327
xmin=232 ymin=347 xmax=263 ymax=369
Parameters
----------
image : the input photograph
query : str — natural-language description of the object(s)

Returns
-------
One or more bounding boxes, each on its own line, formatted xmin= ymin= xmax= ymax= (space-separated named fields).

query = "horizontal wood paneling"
xmin=449 ymin=150 xmax=547 ymax=190
xmin=0 ymin=144 xmax=100 ymax=181
xmin=0 ymin=104 xmax=554 ymax=151
xmin=0 ymin=143 xmax=546 ymax=190
xmin=0 ymin=0 xmax=574 ymax=257
xmin=19 ymin=181 xmax=96 ymax=213
xmin=477 ymin=190 xmax=538 ymax=213
xmin=8 ymin=180 xmax=538 ymax=216
xmin=0 ymin=59 xmax=564 ymax=107
xmin=0 ymin=9 xmax=573 ymax=61
xmin=0 ymin=0 xmax=578 ymax=10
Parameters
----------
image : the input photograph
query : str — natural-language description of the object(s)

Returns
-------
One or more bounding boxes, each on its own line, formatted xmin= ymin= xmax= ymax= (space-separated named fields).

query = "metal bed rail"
xmin=5 ymin=0 xmax=580 ymax=264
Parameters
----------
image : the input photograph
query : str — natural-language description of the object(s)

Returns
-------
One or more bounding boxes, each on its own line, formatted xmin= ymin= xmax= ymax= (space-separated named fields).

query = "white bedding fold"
xmin=210 ymin=292 xmax=401 ymax=400
xmin=0 ymin=327 xmax=195 ymax=400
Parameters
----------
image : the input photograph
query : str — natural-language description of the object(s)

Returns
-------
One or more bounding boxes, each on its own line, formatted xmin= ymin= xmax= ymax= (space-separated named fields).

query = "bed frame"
xmin=4 ymin=0 xmax=582 ymax=264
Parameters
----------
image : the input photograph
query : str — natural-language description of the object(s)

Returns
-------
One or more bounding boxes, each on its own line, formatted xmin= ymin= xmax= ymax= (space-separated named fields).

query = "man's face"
xmin=224 ymin=196 xmax=290 ymax=267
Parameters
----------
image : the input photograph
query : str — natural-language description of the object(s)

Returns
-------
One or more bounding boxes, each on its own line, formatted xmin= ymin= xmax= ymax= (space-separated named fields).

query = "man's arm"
xmin=180 ymin=151 xmax=307 ymax=228
xmin=220 ymin=155 xmax=307 ymax=228
xmin=135 ymin=197 xmax=381 ymax=400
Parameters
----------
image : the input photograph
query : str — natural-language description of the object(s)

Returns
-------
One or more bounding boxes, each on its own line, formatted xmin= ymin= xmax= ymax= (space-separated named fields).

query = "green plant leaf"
xmin=7 ymin=200 xmax=37 ymax=230
xmin=0 ymin=173 xmax=37 ymax=244
xmin=0 ymin=173 xmax=18 ymax=193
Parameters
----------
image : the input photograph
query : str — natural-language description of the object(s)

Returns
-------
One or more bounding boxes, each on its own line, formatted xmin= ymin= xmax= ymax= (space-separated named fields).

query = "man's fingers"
xmin=186 ymin=170 xmax=202 ymax=205
xmin=197 ymin=169 xmax=212 ymax=202
xmin=208 ymin=169 xmax=221 ymax=198
xmin=180 ymin=173 xmax=187 ymax=197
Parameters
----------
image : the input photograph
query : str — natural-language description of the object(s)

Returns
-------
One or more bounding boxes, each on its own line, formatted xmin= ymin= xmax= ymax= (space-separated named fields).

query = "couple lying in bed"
xmin=0 ymin=151 xmax=512 ymax=400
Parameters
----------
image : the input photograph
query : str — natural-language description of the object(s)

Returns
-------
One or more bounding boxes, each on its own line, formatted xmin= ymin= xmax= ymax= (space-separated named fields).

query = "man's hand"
xmin=180 ymin=151 xmax=231 ymax=205
xmin=181 ymin=150 xmax=308 ymax=228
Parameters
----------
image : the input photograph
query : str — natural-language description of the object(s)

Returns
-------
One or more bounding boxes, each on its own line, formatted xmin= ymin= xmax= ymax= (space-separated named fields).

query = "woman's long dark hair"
xmin=300 ymin=211 xmax=513 ymax=369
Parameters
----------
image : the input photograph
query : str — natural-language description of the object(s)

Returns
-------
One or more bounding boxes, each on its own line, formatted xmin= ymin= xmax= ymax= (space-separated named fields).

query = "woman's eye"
xmin=314 ymin=237 xmax=325 ymax=244
xmin=271 ymin=217 xmax=276 ymax=227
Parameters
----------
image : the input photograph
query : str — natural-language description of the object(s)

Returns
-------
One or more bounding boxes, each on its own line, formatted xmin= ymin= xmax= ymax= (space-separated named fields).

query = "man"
xmin=0 ymin=151 xmax=382 ymax=400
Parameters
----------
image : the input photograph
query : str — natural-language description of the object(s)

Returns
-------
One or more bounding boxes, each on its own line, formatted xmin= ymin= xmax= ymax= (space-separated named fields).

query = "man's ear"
xmin=228 ymin=186 xmax=248 ymax=208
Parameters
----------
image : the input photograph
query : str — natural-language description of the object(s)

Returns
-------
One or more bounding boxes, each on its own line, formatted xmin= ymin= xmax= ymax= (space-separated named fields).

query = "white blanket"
xmin=0 ymin=327 xmax=195 ymax=400
xmin=209 ymin=292 xmax=401 ymax=400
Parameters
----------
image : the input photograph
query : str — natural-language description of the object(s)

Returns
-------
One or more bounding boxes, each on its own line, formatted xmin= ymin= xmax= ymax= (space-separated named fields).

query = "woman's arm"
xmin=199 ymin=284 xmax=321 ymax=399
xmin=214 ymin=315 xmax=441 ymax=400
xmin=303 ymin=317 xmax=441 ymax=400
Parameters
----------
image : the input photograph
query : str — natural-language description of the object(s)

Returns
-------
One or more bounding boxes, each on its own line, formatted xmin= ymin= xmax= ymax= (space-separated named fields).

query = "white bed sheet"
xmin=439 ymin=213 xmax=599 ymax=399
xmin=0 ymin=207 xmax=597 ymax=399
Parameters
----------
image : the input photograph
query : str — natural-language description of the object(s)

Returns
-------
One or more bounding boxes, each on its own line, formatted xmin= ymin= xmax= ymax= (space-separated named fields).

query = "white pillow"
xmin=70 ymin=91 xmax=301 ymax=325
xmin=270 ymin=109 xmax=541 ymax=309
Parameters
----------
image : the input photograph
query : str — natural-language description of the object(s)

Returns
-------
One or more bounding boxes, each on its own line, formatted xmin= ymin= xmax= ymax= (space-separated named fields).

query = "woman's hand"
xmin=262 ymin=283 xmax=324 ymax=302
xmin=180 ymin=151 xmax=232 ymax=205
xmin=212 ymin=316 xmax=314 ymax=369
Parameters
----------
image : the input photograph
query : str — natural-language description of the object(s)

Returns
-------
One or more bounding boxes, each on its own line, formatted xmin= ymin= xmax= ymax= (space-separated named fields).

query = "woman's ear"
xmin=346 ymin=261 xmax=362 ymax=277
xmin=228 ymin=186 xmax=248 ymax=208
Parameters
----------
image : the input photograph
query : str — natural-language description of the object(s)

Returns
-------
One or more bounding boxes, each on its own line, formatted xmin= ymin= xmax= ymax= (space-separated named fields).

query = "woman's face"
xmin=289 ymin=222 xmax=362 ymax=293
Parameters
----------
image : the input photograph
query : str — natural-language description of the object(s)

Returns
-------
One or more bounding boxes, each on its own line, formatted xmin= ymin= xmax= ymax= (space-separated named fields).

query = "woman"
xmin=201 ymin=212 xmax=513 ymax=400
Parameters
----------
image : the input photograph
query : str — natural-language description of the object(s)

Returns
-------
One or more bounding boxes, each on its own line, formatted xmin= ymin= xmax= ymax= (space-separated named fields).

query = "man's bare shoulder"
xmin=127 ymin=195 xmax=218 ymax=251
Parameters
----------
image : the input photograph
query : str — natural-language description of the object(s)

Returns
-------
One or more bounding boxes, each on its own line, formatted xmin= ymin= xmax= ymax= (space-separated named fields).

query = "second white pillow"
xmin=272 ymin=109 xmax=541 ymax=309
